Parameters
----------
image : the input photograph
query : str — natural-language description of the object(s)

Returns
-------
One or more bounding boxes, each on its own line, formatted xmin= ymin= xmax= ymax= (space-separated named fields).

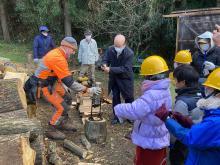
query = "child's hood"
xmin=141 ymin=78 xmax=170 ymax=92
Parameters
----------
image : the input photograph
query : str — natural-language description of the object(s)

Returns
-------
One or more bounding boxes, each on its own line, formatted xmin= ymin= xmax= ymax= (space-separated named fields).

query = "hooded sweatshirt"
xmin=192 ymin=31 xmax=220 ymax=77
xmin=114 ymin=78 xmax=172 ymax=149
xmin=165 ymin=96 xmax=220 ymax=165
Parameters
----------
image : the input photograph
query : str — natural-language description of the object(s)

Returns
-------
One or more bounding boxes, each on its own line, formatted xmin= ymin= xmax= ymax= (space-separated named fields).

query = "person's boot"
xmin=45 ymin=125 xmax=66 ymax=140
xmin=54 ymin=117 xmax=77 ymax=132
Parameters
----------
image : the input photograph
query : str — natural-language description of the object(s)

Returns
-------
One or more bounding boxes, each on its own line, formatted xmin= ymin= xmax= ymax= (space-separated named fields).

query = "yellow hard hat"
xmin=174 ymin=50 xmax=192 ymax=64
xmin=203 ymin=68 xmax=220 ymax=90
xmin=140 ymin=55 xmax=169 ymax=76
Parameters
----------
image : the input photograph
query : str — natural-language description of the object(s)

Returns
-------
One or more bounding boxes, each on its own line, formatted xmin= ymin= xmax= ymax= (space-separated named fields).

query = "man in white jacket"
xmin=78 ymin=30 xmax=99 ymax=85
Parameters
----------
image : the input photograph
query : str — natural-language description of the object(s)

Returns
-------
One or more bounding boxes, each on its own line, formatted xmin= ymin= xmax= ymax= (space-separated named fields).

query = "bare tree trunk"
xmin=63 ymin=0 xmax=72 ymax=36
xmin=0 ymin=1 xmax=10 ymax=42
xmin=217 ymin=0 xmax=220 ymax=7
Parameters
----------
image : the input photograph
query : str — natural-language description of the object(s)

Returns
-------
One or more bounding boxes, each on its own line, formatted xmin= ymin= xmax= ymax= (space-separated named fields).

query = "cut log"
xmin=0 ymin=134 xmax=36 ymax=165
xmin=47 ymin=141 xmax=63 ymax=165
xmin=84 ymin=118 xmax=107 ymax=144
xmin=0 ymin=79 xmax=27 ymax=113
xmin=4 ymin=71 xmax=27 ymax=86
xmin=30 ymin=135 xmax=46 ymax=165
xmin=78 ymin=163 xmax=101 ymax=165
xmin=0 ymin=118 xmax=42 ymax=140
xmin=64 ymin=139 xmax=88 ymax=159
xmin=0 ymin=109 xmax=28 ymax=119
xmin=81 ymin=135 xmax=91 ymax=150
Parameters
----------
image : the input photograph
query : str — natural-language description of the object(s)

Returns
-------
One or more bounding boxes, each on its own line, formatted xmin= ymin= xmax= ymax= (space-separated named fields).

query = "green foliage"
xmin=0 ymin=40 xmax=31 ymax=63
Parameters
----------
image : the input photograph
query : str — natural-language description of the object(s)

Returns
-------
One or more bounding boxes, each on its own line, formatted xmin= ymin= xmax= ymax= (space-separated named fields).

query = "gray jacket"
xmin=78 ymin=38 xmax=99 ymax=64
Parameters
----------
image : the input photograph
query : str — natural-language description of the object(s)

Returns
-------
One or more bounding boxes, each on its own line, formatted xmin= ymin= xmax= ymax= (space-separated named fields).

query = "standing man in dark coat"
xmin=33 ymin=25 xmax=55 ymax=64
xmin=102 ymin=34 xmax=134 ymax=124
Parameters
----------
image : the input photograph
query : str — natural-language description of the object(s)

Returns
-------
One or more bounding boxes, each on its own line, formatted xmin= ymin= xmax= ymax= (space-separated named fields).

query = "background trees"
xmin=0 ymin=0 xmax=218 ymax=60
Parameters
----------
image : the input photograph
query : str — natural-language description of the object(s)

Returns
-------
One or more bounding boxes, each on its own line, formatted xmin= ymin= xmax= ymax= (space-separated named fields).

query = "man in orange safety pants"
xmin=34 ymin=37 xmax=101 ymax=140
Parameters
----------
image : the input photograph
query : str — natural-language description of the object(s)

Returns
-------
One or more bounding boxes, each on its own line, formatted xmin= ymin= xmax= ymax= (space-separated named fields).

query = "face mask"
xmin=204 ymin=87 xmax=214 ymax=98
xmin=42 ymin=31 xmax=48 ymax=36
xmin=114 ymin=47 xmax=124 ymax=55
xmin=199 ymin=43 xmax=210 ymax=52
xmin=174 ymin=62 xmax=179 ymax=69
xmin=85 ymin=35 xmax=92 ymax=41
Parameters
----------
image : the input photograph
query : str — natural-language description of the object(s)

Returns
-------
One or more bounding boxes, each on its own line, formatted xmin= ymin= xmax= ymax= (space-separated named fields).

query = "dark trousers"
xmin=169 ymin=140 xmax=188 ymax=165
xmin=112 ymin=83 xmax=134 ymax=118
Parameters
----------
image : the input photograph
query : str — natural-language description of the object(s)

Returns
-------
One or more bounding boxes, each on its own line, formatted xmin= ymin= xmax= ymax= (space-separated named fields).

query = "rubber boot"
xmin=54 ymin=117 xmax=77 ymax=132
xmin=45 ymin=125 xmax=66 ymax=140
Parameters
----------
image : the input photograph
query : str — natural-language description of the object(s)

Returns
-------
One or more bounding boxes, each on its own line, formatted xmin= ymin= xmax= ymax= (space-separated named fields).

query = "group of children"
xmin=114 ymin=33 xmax=220 ymax=164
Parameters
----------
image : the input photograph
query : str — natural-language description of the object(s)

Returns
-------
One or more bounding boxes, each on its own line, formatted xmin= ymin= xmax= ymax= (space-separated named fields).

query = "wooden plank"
xmin=163 ymin=10 xmax=220 ymax=18
xmin=171 ymin=7 xmax=220 ymax=14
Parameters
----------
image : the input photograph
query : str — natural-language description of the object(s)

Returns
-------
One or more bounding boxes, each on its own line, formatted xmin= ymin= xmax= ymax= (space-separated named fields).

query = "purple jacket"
xmin=115 ymin=78 xmax=172 ymax=149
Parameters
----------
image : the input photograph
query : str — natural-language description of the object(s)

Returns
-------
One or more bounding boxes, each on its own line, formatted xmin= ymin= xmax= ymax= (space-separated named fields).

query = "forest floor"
xmin=0 ymin=41 xmax=175 ymax=164
xmin=34 ymin=69 xmax=140 ymax=165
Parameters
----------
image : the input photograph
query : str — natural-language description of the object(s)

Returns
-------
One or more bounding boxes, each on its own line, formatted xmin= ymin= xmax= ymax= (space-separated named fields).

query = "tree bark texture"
xmin=0 ymin=1 xmax=10 ymax=42
xmin=64 ymin=139 xmax=88 ymax=159
xmin=84 ymin=118 xmax=107 ymax=144
xmin=63 ymin=0 xmax=72 ymax=36
xmin=0 ymin=109 xmax=27 ymax=119
xmin=0 ymin=79 xmax=27 ymax=113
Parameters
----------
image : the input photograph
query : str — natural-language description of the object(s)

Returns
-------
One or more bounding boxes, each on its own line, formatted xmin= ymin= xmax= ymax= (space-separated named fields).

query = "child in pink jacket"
xmin=115 ymin=56 xmax=172 ymax=165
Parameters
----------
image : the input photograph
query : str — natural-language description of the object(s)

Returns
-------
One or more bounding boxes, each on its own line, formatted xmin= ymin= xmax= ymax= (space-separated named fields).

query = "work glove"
xmin=172 ymin=112 xmax=193 ymax=128
xmin=155 ymin=104 xmax=171 ymax=122
xmin=88 ymin=87 xmax=102 ymax=95
xmin=203 ymin=61 xmax=215 ymax=71
xmin=34 ymin=58 xmax=39 ymax=64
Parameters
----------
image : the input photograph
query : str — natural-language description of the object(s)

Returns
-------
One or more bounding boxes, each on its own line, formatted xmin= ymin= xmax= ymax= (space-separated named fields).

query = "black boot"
xmin=54 ymin=117 xmax=77 ymax=132
xmin=45 ymin=125 xmax=66 ymax=140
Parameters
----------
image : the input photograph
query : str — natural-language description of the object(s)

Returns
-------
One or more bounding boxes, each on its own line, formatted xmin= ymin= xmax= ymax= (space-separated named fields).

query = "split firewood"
xmin=64 ymin=139 xmax=88 ymax=159
xmin=48 ymin=141 xmax=63 ymax=165
xmin=80 ymin=135 xmax=91 ymax=150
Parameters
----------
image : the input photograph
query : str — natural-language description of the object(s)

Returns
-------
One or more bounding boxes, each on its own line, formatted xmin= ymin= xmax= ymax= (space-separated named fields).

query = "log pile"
xmin=0 ymin=58 xmax=45 ymax=165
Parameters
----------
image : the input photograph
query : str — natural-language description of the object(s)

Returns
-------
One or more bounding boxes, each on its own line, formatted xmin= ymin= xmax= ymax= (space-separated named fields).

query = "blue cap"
xmin=39 ymin=26 xmax=49 ymax=32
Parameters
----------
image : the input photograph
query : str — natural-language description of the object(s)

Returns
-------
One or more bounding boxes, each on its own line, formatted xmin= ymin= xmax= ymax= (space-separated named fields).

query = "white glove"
xmin=203 ymin=61 xmax=215 ymax=70
xmin=34 ymin=58 xmax=39 ymax=64
xmin=88 ymin=87 xmax=102 ymax=95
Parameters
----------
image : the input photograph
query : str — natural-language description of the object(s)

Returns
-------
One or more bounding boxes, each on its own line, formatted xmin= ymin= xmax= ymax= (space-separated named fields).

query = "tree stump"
xmin=0 ymin=134 xmax=36 ymax=165
xmin=84 ymin=118 xmax=107 ymax=144
xmin=0 ymin=79 xmax=27 ymax=113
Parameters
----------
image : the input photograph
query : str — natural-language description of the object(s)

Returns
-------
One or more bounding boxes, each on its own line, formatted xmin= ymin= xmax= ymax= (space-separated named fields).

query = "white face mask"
xmin=204 ymin=87 xmax=214 ymax=97
xmin=42 ymin=31 xmax=48 ymax=36
xmin=174 ymin=62 xmax=179 ymax=69
xmin=199 ymin=43 xmax=210 ymax=52
xmin=85 ymin=35 xmax=92 ymax=41
xmin=114 ymin=47 xmax=124 ymax=55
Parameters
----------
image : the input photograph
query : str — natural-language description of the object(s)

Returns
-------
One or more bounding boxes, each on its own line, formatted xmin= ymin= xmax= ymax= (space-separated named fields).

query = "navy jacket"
xmin=33 ymin=34 xmax=55 ymax=59
xmin=102 ymin=46 xmax=134 ymax=98
xmin=166 ymin=109 xmax=220 ymax=165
